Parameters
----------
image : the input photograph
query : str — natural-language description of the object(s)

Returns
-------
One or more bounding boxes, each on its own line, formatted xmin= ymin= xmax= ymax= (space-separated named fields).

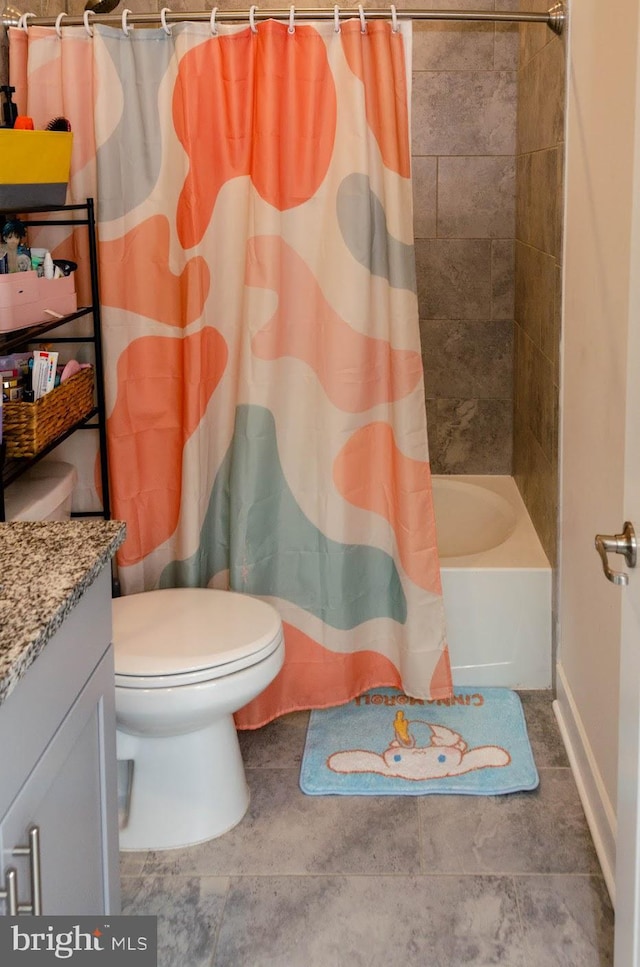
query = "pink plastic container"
xmin=0 ymin=271 xmax=77 ymax=332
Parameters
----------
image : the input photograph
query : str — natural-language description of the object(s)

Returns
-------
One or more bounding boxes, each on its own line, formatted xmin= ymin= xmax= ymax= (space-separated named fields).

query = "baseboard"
xmin=554 ymin=662 xmax=617 ymax=903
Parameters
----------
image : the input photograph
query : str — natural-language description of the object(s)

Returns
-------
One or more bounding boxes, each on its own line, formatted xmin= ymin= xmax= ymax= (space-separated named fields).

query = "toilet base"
xmin=117 ymin=714 xmax=250 ymax=850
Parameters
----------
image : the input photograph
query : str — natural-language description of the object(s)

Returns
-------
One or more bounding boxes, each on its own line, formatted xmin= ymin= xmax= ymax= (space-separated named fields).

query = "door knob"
xmin=594 ymin=522 xmax=637 ymax=586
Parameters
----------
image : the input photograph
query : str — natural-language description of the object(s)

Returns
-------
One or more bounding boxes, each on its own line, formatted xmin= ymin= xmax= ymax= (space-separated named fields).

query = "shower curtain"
xmin=9 ymin=16 xmax=452 ymax=726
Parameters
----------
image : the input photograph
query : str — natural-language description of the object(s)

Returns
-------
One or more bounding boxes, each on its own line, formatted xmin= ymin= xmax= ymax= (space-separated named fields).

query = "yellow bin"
xmin=0 ymin=130 xmax=73 ymax=208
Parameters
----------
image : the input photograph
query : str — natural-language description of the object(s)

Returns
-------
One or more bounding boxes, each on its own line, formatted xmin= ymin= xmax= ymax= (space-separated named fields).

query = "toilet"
xmin=112 ymin=587 xmax=285 ymax=851
xmin=4 ymin=460 xmax=78 ymax=521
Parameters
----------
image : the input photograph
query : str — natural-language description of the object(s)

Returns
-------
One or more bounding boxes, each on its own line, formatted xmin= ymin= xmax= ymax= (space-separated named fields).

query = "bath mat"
xmin=300 ymin=687 xmax=539 ymax=796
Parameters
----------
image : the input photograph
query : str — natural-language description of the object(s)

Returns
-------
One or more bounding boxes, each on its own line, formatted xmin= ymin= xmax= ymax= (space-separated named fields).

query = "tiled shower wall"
xmin=413 ymin=0 xmax=519 ymax=474
xmin=0 ymin=2 xmax=563 ymax=561
xmin=515 ymin=0 xmax=565 ymax=566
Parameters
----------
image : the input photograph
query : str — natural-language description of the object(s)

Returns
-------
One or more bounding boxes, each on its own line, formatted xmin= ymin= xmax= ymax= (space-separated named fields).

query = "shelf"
xmin=0 ymin=308 xmax=93 ymax=354
xmin=0 ymin=199 xmax=110 ymax=523
xmin=0 ymin=203 xmax=91 ymax=215
xmin=1 ymin=407 xmax=99 ymax=488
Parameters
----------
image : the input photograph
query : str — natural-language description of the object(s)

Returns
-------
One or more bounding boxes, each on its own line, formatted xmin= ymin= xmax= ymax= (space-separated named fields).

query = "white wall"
xmin=558 ymin=0 xmax=639 ymax=892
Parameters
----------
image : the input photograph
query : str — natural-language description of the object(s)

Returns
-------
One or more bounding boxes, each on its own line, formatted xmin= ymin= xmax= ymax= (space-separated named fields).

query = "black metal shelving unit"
xmin=0 ymin=198 xmax=111 ymax=522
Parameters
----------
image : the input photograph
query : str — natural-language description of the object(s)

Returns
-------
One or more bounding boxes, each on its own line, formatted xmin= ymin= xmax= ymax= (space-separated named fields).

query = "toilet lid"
xmin=112 ymin=588 xmax=283 ymax=684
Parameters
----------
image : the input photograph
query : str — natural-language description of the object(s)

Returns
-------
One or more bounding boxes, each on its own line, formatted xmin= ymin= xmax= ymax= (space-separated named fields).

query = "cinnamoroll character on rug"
xmin=327 ymin=710 xmax=510 ymax=780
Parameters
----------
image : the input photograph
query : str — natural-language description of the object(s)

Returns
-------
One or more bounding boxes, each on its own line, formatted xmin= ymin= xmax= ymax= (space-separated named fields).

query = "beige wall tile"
xmin=519 ymin=0 xmax=553 ymax=68
xmin=495 ymin=0 xmax=521 ymax=68
xmin=445 ymin=0 xmax=497 ymax=8
xmin=421 ymin=318 xmax=514 ymax=398
xmin=413 ymin=23 xmax=494 ymax=71
xmin=516 ymin=147 xmax=561 ymax=257
xmin=518 ymin=35 xmax=565 ymax=154
xmin=412 ymin=70 xmax=517 ymax=156
xmin=437 ymin=156 xmax=515 ymax=238
xmin=429 ymin=398 xmax=513 ymax=474
xmin=514 ymin=239 xmax=555 ymax=345
xmin=492 ymin=238 xmax=515 ymax=319
xmin=425 ymin=398 xmax=440 ymax=462
xmin=71 ymin=0 xmax=158 ymax=14
xmin=528 ymin=343 xmax=558 ymax=463
xmin=513 ymin=417 xmax=558 ymax=564
xmin=513 ymin=322 xmax=533 ymax=417
xmin=416 ymin=238 xmax=493 ymax=319
xmin=494 ymin=25 xmax=520 ymax=70
xmin=412 ymin=156 xmax=437 ymax=238
xmin=540 ymin=260 xmax=562 ymax=383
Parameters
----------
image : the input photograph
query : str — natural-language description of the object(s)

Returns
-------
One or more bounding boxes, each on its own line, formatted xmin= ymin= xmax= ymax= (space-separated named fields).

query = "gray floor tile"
xmin=121 ymin=874 xmax=229 ymax=967
xmin=418 ymin=769 xmax=601 ymax=874
xmin=141 ymin=768 xmax=422 ymax=877
xmin=517 ymin=690 xmax=569 ymax=768
xmin=515 ymin=874 xmax=614 ymax=966
xmin=213 ymin=874 xmax=527 ymax=967
xmin=238 ymin=710 xmax=310 ymax=769
xmin=118 ymin=693 xmax=614 ymax=966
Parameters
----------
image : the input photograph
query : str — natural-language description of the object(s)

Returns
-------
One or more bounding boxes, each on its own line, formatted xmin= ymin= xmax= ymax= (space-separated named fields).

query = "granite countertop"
xmin=0 ymin=520 xmax=126 ymax=706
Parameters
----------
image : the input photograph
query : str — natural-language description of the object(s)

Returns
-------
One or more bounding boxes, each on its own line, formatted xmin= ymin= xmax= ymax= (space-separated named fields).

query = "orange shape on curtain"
xmin=234 ymin=621 xmax=402 ymax=729
xmin=99 ymin=215 xmax=210 ymax=327
xmin=333 ymin=421 xmax=442 ymax=593
xmin=107 ymin=328 xmax=228 ymax=566
xmin=340 ymin=20 xmax=411 ymax=178
xmin=248 ymin=235 xmax=423 ymax=410
xmin=173 ymin=22 xmax=337 ymax=250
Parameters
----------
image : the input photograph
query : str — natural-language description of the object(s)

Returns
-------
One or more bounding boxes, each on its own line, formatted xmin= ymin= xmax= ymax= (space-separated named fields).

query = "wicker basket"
xmin=3 ymin=366 xmax=95 ymax=459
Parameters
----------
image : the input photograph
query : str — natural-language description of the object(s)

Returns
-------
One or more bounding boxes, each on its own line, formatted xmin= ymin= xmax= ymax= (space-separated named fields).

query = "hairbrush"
xmin=45 ymin=117 xmax=72 ymax=132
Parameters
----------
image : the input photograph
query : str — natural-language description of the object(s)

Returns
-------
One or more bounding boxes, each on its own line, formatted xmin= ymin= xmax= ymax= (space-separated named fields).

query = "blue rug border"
xmin=299 ymin=686 xmax=540 ymax=797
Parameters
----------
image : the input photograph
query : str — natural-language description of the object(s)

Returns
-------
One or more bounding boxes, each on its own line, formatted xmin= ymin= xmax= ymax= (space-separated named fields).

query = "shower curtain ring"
xmin=83 ymin=9 xmax=95 ymax=36
xmin=390 ymin=4 xmax=399 ymax=32
xmin=358 ymin=4 xmax=366 ymax=33
xmin=333 ymin=4 xmax=340 ymax=32
xmin=55 ymin=12 xmax=68 ymax=38
xmin=210 ymin=6 xmax=218 ymax=34
xmin=288 ymin=4 xmax=295 ymax=33
xmin=18 ymin=12 xmax=35 ymax=31
xmin=160 ymin=7 xmax=172 ymax=34
xmin=121 ymin=8 xmax=133 ymax=36
xmin=249 ymin=5 xmax=258 ymax=33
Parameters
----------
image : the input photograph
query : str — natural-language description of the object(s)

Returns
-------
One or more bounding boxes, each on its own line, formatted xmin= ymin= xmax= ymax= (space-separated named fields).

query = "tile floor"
xmin=120 ymin=691 xmax=614 ymax=966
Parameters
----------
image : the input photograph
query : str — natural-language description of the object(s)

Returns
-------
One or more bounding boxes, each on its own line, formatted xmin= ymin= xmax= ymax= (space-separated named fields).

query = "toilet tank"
xmin=4 ymin=460 xmax=78 ymax=521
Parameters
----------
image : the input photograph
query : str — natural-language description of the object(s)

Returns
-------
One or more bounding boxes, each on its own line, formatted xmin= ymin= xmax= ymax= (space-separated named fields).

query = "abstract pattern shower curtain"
xmin=10 ymin=16 xmax=452 ymax=726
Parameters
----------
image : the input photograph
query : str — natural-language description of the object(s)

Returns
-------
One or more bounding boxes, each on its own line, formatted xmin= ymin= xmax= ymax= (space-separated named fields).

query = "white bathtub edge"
xmin=554 ymin=663 xmax=616 ymax=904
xmin=433 ymin=475 xmax=550 ymax=569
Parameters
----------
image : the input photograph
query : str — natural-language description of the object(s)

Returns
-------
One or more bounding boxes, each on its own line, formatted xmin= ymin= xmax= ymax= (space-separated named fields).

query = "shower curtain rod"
xmin=1 ymin=3 xmax=566 ymax=35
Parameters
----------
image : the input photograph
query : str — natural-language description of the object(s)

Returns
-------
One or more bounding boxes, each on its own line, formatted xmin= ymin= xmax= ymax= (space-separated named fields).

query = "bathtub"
xmin=432 ymin=475 xmax=552 ymax=689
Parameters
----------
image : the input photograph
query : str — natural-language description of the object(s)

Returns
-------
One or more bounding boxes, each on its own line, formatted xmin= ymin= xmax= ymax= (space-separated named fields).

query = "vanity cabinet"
xmin=0 ymin=198 xmax=110 ymax=522
xmin=0 ymin=566 xmax=120 ymax=915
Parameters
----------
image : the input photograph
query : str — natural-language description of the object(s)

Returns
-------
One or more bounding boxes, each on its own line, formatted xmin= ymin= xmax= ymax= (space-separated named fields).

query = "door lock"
xmin=594 ymin=522 xmax=637 ymax=586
